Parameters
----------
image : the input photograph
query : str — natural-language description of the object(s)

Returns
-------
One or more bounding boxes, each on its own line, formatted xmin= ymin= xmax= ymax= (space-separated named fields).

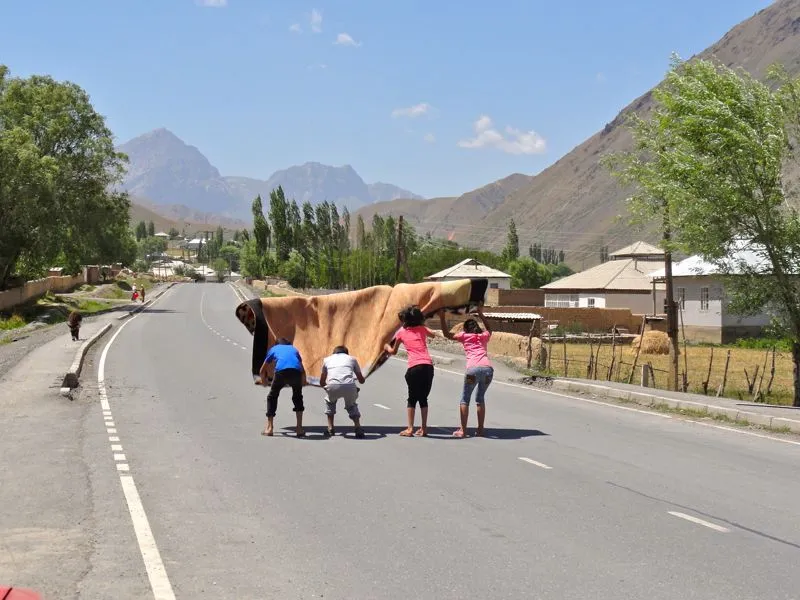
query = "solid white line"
xmin=98 ymin=287 xmax=176 ymax=598
xmin=684 ymin=418 xmax=800 ymax=447
xmin=119 ymin=476 xmax=176 ymax=600
xmin=668 ymin=511 xmax=729 ymax=533
xmin=518 ymin=457 xmax=553 ymax=470
xmin=114 ymin=453 xmax=127 ymax=461
xmin=374 ymin=403 xmax=391 ymax=410
xmin=111 ymin=444 xmax=123 ymax=451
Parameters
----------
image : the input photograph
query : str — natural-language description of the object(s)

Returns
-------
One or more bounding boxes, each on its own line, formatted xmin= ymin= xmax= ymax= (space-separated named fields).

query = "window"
xmin=587 ymin=297 xmax=595 ymax=308
xmin=489 ymin=283 xmax=499 ymax=289
xmin=545 ymin=294 xmax=579 ymax=308
xmin=700 ymin=287 xmax=709 ymax=311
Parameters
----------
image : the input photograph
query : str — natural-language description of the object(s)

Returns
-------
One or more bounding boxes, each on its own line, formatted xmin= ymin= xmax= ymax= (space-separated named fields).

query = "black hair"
xmin=276 ymin=337 xmax=292 ymax=345
xmin=333 ymin=345 xmax=349 ymax=354
xmin=463 ymin=318 xmax=482 ymax=334
xmin=398 ymin=305 xmax=425 ymax=328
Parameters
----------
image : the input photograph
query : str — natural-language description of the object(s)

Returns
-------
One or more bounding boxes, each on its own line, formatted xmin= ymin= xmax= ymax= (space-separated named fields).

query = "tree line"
xmin=239 ymin=193 xmax=572 ymax=290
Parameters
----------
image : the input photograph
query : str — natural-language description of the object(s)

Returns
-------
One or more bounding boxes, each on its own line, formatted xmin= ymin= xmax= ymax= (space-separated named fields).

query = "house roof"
xmin=609 ymin=241 xmax=664 ymax=259
xmin=425 ymin=258 xmax=511 ymax=280
xmin=482 ymin=311 xmax=542 ymax=322
xmin=154 ymin=231 xmax=170 ymax=237
xmin=542 ymin=257 xmax=667 ymax=292
xmin=649 ymin=247 xmax=768 ymax=279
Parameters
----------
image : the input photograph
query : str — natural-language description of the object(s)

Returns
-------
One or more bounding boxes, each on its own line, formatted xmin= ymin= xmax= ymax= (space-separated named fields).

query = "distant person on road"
xmin=67 ymin=310 xmax=82 ymax=342
xmin=439 ymin=306 xmax=493 ymax=437
xmin=319 ymin=345 xmax=366 ymax=438
xmin=259 ymin=337 xmax=306 ymax=437
xmin=384 ymin=305 xmax=435 ymax=437
xmin=140 ymin=287 xmax=145 ymax=303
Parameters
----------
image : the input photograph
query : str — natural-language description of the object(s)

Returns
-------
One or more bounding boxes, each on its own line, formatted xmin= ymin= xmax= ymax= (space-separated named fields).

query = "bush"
xmin=732 ymin=337 xmax=792 ymax=352
xmin=0 ymin=314 xmax=26 ymax=331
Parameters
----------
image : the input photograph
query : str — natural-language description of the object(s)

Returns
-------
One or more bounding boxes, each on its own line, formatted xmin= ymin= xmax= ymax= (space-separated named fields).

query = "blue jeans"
xmin=461 ymin=366 xmax=494 ymax=405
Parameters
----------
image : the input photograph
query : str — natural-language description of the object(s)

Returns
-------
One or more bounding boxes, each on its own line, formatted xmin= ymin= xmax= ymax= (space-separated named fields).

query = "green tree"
xmin=507 ymin=257 xmax=552 ymax=289
xmin=269 ymin=186 xmax=291 ymax=263
xmin=147 ymin=221 xmax=155 ymax=237
xmin=168 ymin=227 xmax=179 ymax=239
xmin=138 ymin=237 xmax=167 ymax=261
xmin=135 ymin=221 xmax=147 ymax=241
xmin=252 ymin=195 xmax=270 ymax=273
xmin=279 ymin=250 xmax=306 ymax=288
xmin=608 ymin=55 xmax=800 ymax=405
xmin=212 ymin=258 xmax=228 ymax=282
xmin=240 ymin=239 xmax=263 ymax=278
xmin=219 ymin=244 xmax=241 ymax=273
xmin=502 ymin=219 xmax=520 ymax=262
xmin=0 ymin=66 xmax=130 ymax=288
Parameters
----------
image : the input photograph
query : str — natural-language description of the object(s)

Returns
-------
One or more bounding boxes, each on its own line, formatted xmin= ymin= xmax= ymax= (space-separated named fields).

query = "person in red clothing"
xmin=384 ymin=305 xmax=435 ymax=437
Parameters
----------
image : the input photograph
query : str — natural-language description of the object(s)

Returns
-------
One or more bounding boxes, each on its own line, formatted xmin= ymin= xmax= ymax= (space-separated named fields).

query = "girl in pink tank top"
xmin=384 ymin=305 xmax=435 ymax=437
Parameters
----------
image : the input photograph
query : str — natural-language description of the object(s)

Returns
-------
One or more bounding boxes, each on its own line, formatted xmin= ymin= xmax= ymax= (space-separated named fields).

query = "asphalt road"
xmin=74 ymin=282 xmax=800 ymax=599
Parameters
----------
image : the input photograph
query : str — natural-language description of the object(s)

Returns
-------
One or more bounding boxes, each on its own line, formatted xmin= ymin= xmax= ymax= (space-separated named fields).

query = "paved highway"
xmin=78 ymin=282 xmax=800 ymax=599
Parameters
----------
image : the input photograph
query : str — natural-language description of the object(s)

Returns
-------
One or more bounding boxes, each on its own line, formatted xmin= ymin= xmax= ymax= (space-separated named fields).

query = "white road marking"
xmin=374 ymin=403 xmax=391 ymax=410
xmin=111 ymin=444 xmax=123 ymax=451
xmin=98 ymin=286 xmax=176 ymax=599
xmin=106 ymin=422 xmax=115 ymax=427
xmin=668 ymin=511 xmax=730 ymax=533
xmin=684 ymin=419 xmax=800 ymax=447
xmin=518 ymin=457 xmax=553 ymax=470
xmin=107 ymin=428 xmax=117 ymax=434
xmin=103 ymin=410 xmax=112 ymax=416
xmin=114 ymin=453 xmax=127 ymax=461
xmin=120 ymin=475 xmax=176 ymax=600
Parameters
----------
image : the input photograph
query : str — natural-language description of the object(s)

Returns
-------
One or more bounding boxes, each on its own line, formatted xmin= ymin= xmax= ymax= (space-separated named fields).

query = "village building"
xmin=425 ymin=258 xmax=512 ymax=291
xmin=649 ymin=250 xmax=773 ymax=344
xmin=541 ymin=241 xmax=666 ymax=314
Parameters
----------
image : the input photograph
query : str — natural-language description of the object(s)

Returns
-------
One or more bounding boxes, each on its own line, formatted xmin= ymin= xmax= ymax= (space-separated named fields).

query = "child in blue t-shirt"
xmin=259 ymin=338 xmax=306 ymax=437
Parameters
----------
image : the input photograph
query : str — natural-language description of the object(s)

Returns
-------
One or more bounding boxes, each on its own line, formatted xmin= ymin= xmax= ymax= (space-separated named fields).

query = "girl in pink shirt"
xmin=439 ymin=306 xmax=493 ymax=438
xmin=384 ymin=305 xmax=435 ymax=437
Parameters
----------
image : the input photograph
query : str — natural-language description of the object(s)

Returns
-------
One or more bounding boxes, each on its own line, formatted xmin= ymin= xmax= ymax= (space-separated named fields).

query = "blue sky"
xmin=0 ymin=0 xmax=774 ymax=198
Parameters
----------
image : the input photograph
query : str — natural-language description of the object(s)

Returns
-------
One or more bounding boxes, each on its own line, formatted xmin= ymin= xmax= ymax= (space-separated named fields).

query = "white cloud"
xmin=310 ymin=9 xmax=323 ymax=33
xmin=289 ymin=23 xmax=302 ymax=33
xmin=458 ymin=115 xmax=546 ymax=155
xmin=334 ymin=33 xmax=361 ymax=47
xmin=391 ymin=102 xmax=432 ymax=119
xmin=423 ymin=133 xmax=436 ymax=144
xmin=197 ymin=0 xmax=227 ymax=6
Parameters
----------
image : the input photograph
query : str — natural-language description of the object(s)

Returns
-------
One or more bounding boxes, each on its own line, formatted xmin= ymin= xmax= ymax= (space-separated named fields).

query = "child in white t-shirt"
xmin=319 ymin=345 xmax=366 ymax=438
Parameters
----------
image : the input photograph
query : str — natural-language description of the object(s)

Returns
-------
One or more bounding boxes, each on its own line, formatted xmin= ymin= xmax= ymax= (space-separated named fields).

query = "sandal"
xmin=414 ymin=429 xmax=428 ymax=437
xmin=399 ymin=429 xmax=414 ymax=437
xmin=452 ymin=429 xmax=466 ymax=438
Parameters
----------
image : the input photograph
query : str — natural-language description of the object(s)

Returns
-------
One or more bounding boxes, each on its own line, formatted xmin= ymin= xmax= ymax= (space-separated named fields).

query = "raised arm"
xmin=438 ymin=310 xmax=456 ymax=340
xmin=384 ymin=339 xmax=401 ymax=356
xmin=319 ymin=365 xmax=327 ymax=388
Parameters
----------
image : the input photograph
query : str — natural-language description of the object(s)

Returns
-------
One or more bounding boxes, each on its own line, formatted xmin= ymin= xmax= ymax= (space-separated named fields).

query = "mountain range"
xmin=356 ymin=0 xmax=800 ymax=268
xmin=118 ymin=128 xmax=423 ymax=224
xmin=120 ymin=0 xmax=800 ymax=267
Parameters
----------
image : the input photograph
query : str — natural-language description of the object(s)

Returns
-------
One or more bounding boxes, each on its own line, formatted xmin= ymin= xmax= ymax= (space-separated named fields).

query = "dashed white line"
xmin=98 ymin=286 xmax=176 ymax=599
xmin=668 ymin=511 xmax=729 ymax=533
xmin=107 ymin=428 xmax=117 ymax=434
xmin=518 ymin=457 xmax=553 ymax=470
xmin=114 ymin=453 xmax=127 ymax=461
xmin=374 ymin=403 xmax=391 ymax=410
xmin=111 ymin=444 xmax=123 ymax=452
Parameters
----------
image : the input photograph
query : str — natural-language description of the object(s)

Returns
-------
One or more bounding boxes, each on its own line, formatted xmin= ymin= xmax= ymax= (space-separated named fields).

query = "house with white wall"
xmin=541 ymin=242 xmax=666 ymax=314
xmin=649 ymin=251 xmax=773 ymax=344
xmin=425 ymin=258 xmax=511 ymax=291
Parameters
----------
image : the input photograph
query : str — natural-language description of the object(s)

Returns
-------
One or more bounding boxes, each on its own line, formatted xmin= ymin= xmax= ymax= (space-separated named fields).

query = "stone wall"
xmin=0 ymin=273 xmax=86 ymax=312
xmin=486 ymin=288 xmax=544 ymax=307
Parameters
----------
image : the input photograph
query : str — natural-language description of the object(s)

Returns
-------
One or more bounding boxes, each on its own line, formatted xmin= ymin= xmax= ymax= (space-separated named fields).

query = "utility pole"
xmin=663 ymin=201 xmax=679 ymax=392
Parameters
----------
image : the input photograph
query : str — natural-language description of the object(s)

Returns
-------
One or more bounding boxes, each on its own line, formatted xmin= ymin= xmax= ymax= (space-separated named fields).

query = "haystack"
xmin=631 ymin=330 xmax=670 ymax=355
xmin=445 ymin=323 xmax=546 ymax=363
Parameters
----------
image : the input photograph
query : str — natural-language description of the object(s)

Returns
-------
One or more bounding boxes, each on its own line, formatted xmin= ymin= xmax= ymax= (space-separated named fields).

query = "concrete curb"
xmin=116 ymin=282 xmax=177 ymax=321
xmin=551 ymin=379 xmax=800 ymax=434
xmin=60 ymin=322 xmax=113 ymax=394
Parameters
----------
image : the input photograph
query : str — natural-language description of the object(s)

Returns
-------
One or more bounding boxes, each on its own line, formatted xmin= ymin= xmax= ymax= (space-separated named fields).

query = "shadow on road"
xmin=278 ymin=426 xmax=548 ymax=441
